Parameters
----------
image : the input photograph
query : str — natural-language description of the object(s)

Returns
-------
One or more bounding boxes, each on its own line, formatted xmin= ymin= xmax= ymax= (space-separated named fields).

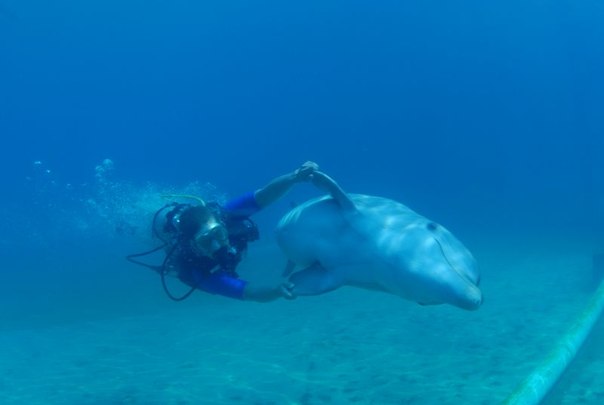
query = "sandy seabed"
xmin=1 ymin=237 xmax=602 ymax=405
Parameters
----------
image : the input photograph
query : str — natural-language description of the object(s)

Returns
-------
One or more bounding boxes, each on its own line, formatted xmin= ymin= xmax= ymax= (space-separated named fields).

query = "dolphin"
xmin=276 ymin=186 xmax=482 ymax=310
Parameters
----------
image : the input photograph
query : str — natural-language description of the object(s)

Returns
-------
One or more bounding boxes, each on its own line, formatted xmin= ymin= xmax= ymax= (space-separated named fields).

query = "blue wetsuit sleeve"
xmin=222 ymin=191 xmax=262 ymax=217
xmin=192 ymin=269 xmax=248 ymax=300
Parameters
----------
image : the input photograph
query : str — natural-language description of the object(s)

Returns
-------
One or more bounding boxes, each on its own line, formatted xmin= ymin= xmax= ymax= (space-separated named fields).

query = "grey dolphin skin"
xmin=276 ymin=173 xmax=482 ymax=311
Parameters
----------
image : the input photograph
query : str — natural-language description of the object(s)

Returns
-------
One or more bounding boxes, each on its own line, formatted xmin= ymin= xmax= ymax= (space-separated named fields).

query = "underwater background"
xmin=0 ymin=0 xmax=603 ymax=404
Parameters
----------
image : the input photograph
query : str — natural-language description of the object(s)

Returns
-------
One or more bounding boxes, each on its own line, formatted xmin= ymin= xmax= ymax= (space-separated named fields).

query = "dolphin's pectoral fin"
xmin=282 ymin=260 xmax=296 ymax=277
xmin=288 ymin=262 xmax=341 ymax=296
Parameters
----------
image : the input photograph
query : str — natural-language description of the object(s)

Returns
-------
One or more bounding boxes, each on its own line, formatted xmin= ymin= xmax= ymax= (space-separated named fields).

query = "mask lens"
xmin=211 ymin=225 xmax=228 ymax=243
xmin=194 ymin=223 xmax=228 ymax=257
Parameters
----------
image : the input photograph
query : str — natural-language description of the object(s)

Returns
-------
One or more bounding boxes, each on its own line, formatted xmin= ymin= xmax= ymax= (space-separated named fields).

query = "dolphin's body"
xmin=276 ymin=194 xmax=482 ymax=310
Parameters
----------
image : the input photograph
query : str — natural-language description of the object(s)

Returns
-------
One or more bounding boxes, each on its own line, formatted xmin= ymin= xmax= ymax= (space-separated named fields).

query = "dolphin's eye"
xmin=426 ymin=222 xmax=438 ymax=231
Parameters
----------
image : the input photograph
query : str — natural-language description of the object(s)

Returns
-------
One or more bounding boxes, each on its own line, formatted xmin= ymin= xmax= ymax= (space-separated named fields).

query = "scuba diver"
xmin=128 ymin=161 xmax=321 ymax=302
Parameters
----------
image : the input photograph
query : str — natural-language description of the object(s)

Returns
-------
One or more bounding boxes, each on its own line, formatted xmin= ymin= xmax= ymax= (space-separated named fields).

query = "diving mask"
xmin=192 ymin=217 xmax=230 ymax=258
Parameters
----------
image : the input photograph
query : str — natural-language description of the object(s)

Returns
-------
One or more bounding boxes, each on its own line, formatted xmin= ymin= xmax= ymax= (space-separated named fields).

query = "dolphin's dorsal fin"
xmin=332 ymin=185 xmax=356 ymax=212
xmin=313 ymin=171 xmax=356 ymax=212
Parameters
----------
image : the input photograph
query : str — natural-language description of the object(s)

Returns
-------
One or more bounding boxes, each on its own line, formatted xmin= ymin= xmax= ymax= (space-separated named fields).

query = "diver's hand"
xmin=281 ymin=282 xmax=297 ymax=300
xmin=294 ymin=161 xmax=319 ymax=182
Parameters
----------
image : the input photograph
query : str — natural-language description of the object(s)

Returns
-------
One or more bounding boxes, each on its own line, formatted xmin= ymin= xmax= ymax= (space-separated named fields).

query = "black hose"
xmin=159 ymin=244 xmax=196 ymax=301
xmin=126 ymin=244 xmax=196 ymax=301
xmin=126 ymin=244 xmax=167 ymax=271
xmin=126 ymin=202 xmax=197 ymax=301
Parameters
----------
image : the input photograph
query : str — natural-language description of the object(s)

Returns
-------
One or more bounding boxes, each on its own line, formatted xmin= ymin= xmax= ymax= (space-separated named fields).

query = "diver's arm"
xmin=243 ymin=282 xmax=295 ymax=302
xmin=242 ymin=284 xmax=281 ymax=302
xmin=254 ymin=161 xmax=319 ymax=208
xmin=191 ymin=268 xmax=287 ymax=302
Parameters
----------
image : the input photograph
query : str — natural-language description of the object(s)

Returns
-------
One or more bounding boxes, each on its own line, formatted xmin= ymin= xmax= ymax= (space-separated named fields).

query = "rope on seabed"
xmin=504 ymin=278 xmax=604 ymax=405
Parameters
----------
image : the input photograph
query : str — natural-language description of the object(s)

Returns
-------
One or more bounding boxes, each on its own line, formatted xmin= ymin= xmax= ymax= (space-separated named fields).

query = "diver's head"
xmin=177 ymin=205 xmax=210 ymax=237
xmin=178 ymin=205 xmax=230 ymax=258
xmin=192 ymin=217 xmax=230 ymax=257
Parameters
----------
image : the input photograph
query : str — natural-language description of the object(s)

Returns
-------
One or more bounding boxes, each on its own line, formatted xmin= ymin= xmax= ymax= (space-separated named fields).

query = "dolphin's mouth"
xmin=433 ymin=235 xmax=479 ymax=286
xmin=432 ymin=235 xmax=483 ymax=309
xmin=457 ymin=286 xmax=483 ymax=310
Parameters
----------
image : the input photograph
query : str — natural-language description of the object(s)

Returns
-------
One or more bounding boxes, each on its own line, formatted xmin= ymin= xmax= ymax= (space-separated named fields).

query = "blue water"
xmin=1 ymin=1 xmax=603 ymax=404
